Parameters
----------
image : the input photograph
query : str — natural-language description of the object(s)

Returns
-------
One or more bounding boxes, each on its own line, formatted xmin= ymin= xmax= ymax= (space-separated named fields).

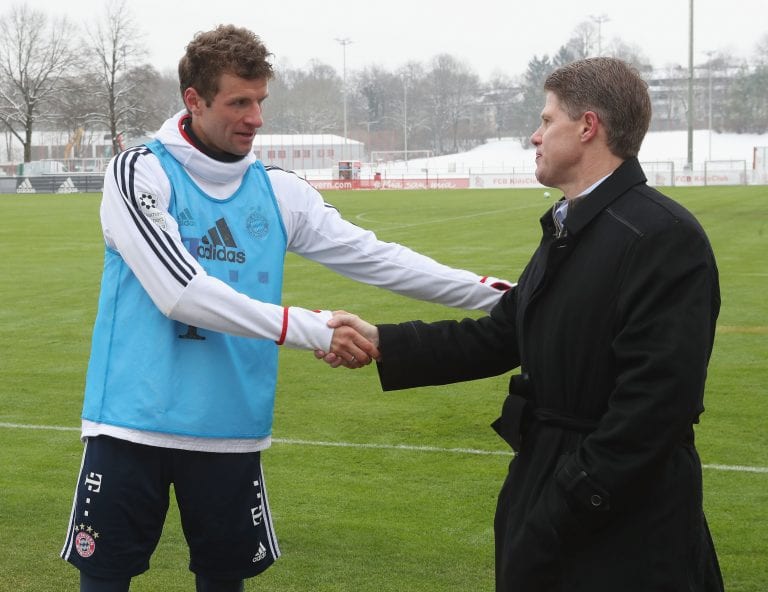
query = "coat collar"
xmin=555 ymin=157 xmax=647 ymax=236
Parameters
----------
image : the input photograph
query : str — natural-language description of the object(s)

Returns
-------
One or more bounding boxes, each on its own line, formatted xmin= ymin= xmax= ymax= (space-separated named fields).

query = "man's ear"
xmin=183 ymin=87 xmax=204 ymax=115
xmin=581 ymin=111 xmax=600 ymax=142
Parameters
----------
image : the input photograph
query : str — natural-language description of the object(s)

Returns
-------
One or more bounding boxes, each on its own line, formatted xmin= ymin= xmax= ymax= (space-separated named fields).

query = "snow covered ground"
xmin=401 ymin=130 xmax=768 ymax=174
xmin=293 ymin=129 xmax=768 ymax=187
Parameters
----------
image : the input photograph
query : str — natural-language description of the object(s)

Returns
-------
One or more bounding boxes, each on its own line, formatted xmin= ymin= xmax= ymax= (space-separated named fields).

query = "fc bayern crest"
xmin=75 ymin=531 xmax=96 ymax=557
xmin=246 ymin=210 xmax=269 ymax=239
xmin=73 ymin=524 xmax=98 ymax=558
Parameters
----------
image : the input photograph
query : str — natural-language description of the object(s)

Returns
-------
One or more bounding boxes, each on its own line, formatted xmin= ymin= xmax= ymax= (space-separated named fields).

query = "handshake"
xmin=316 ymin=311 xmax=380 ymax=369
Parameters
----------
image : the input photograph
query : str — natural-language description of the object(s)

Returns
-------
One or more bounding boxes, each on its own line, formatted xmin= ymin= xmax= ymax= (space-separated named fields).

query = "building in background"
xmin=1 ymin=130 xmax=364 ymax=177
xmin=252 ymin=134 xmax=364 ymax=171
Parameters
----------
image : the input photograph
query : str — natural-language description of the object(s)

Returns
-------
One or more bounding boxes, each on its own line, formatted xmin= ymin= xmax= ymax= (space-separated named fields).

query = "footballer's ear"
xmin=183 ymin=87 xmax=204 ymax=115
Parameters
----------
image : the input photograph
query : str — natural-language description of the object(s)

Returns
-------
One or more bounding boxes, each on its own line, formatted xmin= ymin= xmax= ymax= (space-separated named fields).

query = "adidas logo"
xmin=56 ymin=177 xmax=78 ymax=193
xmin=17 ymin=178 xmax=36 ymax=194
xmin=252 ymin=542 xmax=267 ymax=563
xmin=56 ymin=177 xmax=78 ymax=194
xmin=178 ymin=208 xmax=195 ymax=227
xmin=196 ymin=218 xmax=246 ymax=264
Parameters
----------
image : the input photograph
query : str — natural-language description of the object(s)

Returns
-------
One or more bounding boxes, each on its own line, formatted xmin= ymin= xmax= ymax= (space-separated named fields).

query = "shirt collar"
xmin=551 ymin=172 xmax=614 ymax=237
xmin=578 ymin=172 xmax=613 ymax=198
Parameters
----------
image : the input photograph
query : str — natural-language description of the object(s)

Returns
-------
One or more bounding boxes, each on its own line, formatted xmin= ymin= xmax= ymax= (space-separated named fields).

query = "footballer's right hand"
xmin=319 ymin=311 xmax=381 ymax=369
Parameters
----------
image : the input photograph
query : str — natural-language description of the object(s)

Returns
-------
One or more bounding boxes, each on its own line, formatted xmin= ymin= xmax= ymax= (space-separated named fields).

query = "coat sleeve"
xmin=375 ymin=287 xmax=520 ymax=390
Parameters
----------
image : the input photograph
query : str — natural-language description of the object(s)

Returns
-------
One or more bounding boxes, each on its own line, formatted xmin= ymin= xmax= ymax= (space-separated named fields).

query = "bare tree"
xmin=566 ymin=21 xmax=597 ymax=60
xmin=423 ymin=54 xmax=481 ymax=154
xmin=754 ymin=33 xmax=768 ymax=66
xmin=0 ymin=4 xmax=77 ymax=162
xmin=352 ymin=65 xmax=400 ymax=143
xmin=85 ymin=0 xmax=147 ymax=154
xmin=258 ymin=68 xmax=290 ymax=133
xmin=270 ymin=61 xmax=341 ymax=134
xmin=121 ymin=65 xmax=183 ymax=137
xmin=604 ymin=39 xmax=650 ymax=71
xmin=483 ymin=74 xmax=524 ymax=140
xmin=53 ymin=71 xmax=104 ymax=157
xmin=348 ymin=64 xmax=422 ymax=154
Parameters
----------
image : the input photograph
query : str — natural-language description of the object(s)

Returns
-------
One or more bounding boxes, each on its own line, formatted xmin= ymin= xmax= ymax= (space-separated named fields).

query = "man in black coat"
xmin=325 ymin=57 xmax=723 ymax=591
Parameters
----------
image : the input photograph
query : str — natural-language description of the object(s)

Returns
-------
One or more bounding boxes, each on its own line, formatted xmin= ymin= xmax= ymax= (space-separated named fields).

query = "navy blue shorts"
xmin=61 ymin=436 xmax=280 ymax=580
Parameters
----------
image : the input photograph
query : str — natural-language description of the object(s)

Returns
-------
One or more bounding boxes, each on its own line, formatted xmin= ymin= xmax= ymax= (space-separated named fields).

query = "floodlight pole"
xmin=402 ymin=76 xmax=408 ymax=162
xmin=590 ymin=14 xmax=610 ymax=55
xmin=705 ymin=50 xmax=714 ymax=160
xmin=336 ymin=37 xmax=352 ymax=161
xmin=686 ymin=0 xmax=694 ymax=170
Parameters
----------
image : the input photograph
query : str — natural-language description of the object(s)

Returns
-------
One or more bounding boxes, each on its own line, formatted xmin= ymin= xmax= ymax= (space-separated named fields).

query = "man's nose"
xmin=245 ymin=103 xmax=263 ymax=127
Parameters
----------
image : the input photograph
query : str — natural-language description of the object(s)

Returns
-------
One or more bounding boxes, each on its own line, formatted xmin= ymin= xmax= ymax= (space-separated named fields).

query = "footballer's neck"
xmin=181 ymin=115 xmax=244 ymax=163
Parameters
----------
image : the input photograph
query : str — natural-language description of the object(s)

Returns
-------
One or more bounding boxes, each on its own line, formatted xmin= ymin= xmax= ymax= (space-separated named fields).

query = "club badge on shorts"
xmin=73 ymin=524 xmax=98 ymax=558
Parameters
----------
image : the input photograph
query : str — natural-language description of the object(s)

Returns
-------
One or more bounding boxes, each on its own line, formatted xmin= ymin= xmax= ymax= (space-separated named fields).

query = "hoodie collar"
xmin=153 ymin=111 xmax=256 ymax=184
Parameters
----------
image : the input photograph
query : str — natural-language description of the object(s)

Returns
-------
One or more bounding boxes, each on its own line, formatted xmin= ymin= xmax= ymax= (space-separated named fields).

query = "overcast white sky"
xmin=19 ymin=0 xmax=768 ymax=79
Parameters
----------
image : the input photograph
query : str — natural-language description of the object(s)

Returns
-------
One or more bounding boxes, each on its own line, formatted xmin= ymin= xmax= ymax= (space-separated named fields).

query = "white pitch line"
xmin=272 ymin=436 xmax=510 ymax=456
xmin=1 ymin=422 xmax=767 ymax=474
xmin=700 ymin=464 xmax=768 ymax=474
xmin=1 ymin=422 xmax=79 ymax=432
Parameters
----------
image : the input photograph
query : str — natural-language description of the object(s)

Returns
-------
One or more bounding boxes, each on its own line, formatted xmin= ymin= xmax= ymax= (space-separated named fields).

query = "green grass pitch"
xmin=0 ymin=185 xmax=766 ymax=591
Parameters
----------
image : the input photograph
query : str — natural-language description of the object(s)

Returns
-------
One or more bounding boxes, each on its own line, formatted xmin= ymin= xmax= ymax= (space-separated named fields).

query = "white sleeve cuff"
xmin=281 ymin=308 xmax=334 ymax=351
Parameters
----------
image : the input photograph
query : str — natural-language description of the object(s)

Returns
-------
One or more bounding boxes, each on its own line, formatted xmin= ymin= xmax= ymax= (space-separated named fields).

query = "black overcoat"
xmin=376 ymin=158 xmax=723 ymax=591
